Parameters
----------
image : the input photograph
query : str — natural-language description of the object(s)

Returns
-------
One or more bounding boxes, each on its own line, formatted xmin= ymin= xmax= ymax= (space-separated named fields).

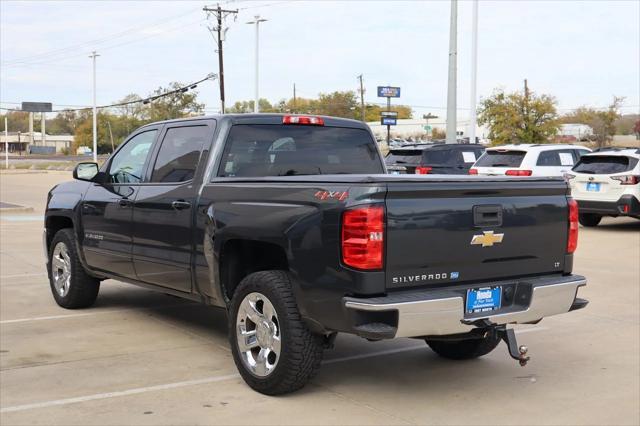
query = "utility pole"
xmin=41 ymin=112 xmax=46 ymax=146
xmin=204 ymin=4 xmax=238 ymax=114
xmin=4 ymin=116 xmax=8 ymax=169
xmin=247 ymin=15 xmax=267 ymax=113
xmin=446 ymin=0 xmax=458 ymax=144
xmin=28 ymin=113 xmax=34 ymax=148
xmin=293 ymin=83 xmax=297 ymax=113
xmin=107 ymin=120 xmax=115 ymax=153
xmin=28 ymin=112 xmax=33 ymax=148
xmin=468 ymin=0 xmax=479 ymax=144
xmin=357 ymin=74 xmax=365 ymax=122
xmin=89 ymin=51 xmax=100 ymax=162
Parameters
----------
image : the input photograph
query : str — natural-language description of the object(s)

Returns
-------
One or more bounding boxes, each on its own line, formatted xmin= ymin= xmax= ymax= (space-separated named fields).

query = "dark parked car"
xmin=385 ymin=143 xmax=485 ymax=174
xmin=44 ymin=114 xmax=586 ymax=395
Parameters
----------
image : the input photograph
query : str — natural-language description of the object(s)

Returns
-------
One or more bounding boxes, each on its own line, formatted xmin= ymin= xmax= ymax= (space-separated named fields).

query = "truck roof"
xmin=140 ymin=113 xmax=370 ymax=130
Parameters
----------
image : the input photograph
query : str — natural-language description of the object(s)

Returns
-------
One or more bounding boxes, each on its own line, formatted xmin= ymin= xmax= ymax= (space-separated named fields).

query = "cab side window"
xmin=150 ymin=126 xmax=209 ymax=183
xmin=109 ymin=130 xmax=157 ymax=184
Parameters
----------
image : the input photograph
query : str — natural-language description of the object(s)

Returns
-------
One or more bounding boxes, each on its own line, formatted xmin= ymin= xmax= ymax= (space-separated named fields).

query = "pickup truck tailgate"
xmin=384 ymin=177 xmax=570 ymax=289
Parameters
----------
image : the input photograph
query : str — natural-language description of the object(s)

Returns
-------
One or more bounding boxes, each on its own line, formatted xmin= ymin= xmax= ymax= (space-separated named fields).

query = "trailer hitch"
xmin=461 ymin=319 xmax=530 ymax=366
xmin=494 ymin=326 xmax=530 ymax=367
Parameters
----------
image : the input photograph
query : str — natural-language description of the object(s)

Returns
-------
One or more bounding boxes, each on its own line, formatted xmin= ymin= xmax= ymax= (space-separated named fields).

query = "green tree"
xmin=561 ymin=97 xmax=625 ymax=147
xmin=478 ymin=87 xmax=560 ymax=145
xmin=364 ymin=104 xmax=412 ymax=122
xmin=0 ymin=111 xmax=30 ymax=133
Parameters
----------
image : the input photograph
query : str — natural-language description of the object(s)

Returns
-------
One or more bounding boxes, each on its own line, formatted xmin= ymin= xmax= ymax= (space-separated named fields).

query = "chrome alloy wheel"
xmin=51 ymin=242 xmax=71 ymax=297
xmin=236 ymin=292 xmax=281 ymax=377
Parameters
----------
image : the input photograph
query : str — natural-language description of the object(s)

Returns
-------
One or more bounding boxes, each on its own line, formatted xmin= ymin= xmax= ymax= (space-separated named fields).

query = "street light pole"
xmin=89 ymin=51 xmax=100 ymax=162
xmin=247 ymin=15 xmax=267 ymax=113
xmin=446 ymin=0 xmax=458 ymax=144
xmin=4 ymin=116 xmax=8 ymax=169
xmin=468 ymin=0 xmax=479 ymax=144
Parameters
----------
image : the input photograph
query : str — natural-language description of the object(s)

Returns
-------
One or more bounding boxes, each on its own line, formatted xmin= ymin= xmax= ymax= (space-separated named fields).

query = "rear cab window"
xmin=475 ymin=150 xmax=526 ymax=167
xmin=572 ymin=155 xmax=639 ymax=174
xmin=218 ymin=125 xmax=384 ymax=177
xmin=536 ymin=149 xmax=576 ymax=167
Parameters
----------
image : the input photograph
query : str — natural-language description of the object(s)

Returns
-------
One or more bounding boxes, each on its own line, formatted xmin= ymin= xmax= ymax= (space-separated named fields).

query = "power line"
xmin=2 ymin=9 xmax=202 ymax=66
xmin=0 ymin=74 xmax=217 ymax=113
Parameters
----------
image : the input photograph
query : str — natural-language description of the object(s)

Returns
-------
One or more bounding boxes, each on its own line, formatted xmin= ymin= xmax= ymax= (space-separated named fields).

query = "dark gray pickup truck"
xmin=44 ymin=114 xmax=587 ymax=394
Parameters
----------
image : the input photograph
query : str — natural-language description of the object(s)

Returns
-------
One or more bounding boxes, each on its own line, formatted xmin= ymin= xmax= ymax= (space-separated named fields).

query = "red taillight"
xmin=341 ymin=206 xmax=384 ymax=270
xmin=506 ymin=169 xmax=533 ymax=176
xmin=282 ymin=115 xmax=324 ymax=126
xmin=611 ymin=175 xmax=640 ymax=185
xmin=415 ymin=166 xmax=432 ymax=175
xmin=469 ymin=168 xmax=478 ymax=175
xmin=567 ymin=198 xmax=578 ymax=254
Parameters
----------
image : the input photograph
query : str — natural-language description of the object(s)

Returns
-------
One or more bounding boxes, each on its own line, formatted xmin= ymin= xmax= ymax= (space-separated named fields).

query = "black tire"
xmin=426 ymin=333 xmax=501 ymax=360
xmin=579 ymin=213 xmax=602 ymax=227
xmin=48 ymin=229 xmax=100 ymax=309
xmin=229 ymin=270 xmax=324 ymax=395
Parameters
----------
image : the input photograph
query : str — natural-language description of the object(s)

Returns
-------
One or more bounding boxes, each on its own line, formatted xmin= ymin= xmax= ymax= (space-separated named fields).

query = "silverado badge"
xmin=470 ymin=231 xmax=504 ymax=247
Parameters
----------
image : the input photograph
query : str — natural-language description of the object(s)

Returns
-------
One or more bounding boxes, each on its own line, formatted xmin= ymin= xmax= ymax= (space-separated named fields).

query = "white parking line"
xmin=0 ymin=273 xmax=46 ymax=279
xmin=0 ymin=374 xmax=241 ymax=414
xmin=0 ymin=327 xmax=550 ymax=414
xmin=0 ymin=345 xmax=426 ymax=414
xmin=0 ymin=303 xmax=196 ymax=324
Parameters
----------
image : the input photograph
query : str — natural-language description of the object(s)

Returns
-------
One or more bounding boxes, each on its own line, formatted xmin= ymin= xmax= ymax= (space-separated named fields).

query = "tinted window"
xmin=109 ymin=130 xmax=156 ymax=183
xmin=475 ymin=150 xmax=526 ymax=167
xmin=572 ymin=155 xmax=638 ymax=174
xmin=151 ymin=126 xmax=209 ymax=183
xmin=423 ymin=149 xmax=457 ymax=165
xmin=218 ymin=125 xmax=383 ymax=177
xmin=386 ymin=150 xmax=423 ymax=165
xmin=536 ymin=150 xmax=575 ymax=167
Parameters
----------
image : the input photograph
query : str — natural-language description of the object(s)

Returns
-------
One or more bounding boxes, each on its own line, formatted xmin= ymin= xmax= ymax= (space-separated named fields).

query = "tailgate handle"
xmin=473 ymin=205 xmax=503 ymax=227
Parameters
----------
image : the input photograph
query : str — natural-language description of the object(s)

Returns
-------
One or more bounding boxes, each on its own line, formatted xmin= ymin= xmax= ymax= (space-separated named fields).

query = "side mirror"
xmin=73 ymin=162 xmax=99 ymax=181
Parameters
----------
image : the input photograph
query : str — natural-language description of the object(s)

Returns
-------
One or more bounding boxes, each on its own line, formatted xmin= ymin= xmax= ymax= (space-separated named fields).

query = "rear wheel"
xmin=229 ymin=271 xmax=324 ymax=395
xmin=426 ymin=333 xmax=501 ymax=360
xmin=579 ymin=213 xmax=602 ymax=227
xmin=48 ymin=229 xmax=100 ymax=309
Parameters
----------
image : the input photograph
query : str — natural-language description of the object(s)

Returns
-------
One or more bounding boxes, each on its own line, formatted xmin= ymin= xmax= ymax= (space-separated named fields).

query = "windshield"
xmin=385 ymin=150 xmax=423 ymax=165
xmin=218 ymin=125 xmax=384 ymax=177
xmin=475 ymin=150 xmax=526 ymax=167
xmin=572 ymin=155 xmax=638 ymax=174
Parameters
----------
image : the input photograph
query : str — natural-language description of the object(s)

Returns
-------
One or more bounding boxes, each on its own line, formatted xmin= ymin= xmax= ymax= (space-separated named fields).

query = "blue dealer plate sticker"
xmin=586 ymin=182 xmax=601 ymax=192
xmin=466 ymin=286 xmax=502 ymax=314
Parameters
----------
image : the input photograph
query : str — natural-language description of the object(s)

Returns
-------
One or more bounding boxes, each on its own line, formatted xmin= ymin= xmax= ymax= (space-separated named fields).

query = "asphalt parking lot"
xmin=1 ymin=171 xmax=639 ymax=426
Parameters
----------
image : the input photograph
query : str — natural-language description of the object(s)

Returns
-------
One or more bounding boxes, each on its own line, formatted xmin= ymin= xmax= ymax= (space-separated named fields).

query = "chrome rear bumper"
xmin=344 ymin=276 xmax=586 ymax=338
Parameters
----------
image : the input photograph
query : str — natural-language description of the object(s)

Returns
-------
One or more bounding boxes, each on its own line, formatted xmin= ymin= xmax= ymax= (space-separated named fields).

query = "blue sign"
xmin=381 ymin=117 xmax=397 ymax=126
xmin=377 ymin=86 xmax=401 ymax=98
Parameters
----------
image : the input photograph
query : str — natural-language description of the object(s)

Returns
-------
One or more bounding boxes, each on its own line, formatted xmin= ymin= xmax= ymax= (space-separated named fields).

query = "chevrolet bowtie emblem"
xmin=470 ymin=231 xmax=504 ymax=247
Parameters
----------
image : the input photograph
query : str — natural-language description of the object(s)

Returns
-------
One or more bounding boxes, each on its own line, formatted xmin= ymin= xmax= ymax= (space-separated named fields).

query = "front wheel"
xmin=48 ymin=229 xmax=100 ymax=309
xmin=229 ymin=271 xmax=324 ymax=395
xmin=579 ymin=213 xmax=602 ymax=227
xmin=426 ymin=333 xmax=501 ymax=360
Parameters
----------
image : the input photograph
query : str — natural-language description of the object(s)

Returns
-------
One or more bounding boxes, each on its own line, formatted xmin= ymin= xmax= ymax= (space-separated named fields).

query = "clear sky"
xmin=1 ymin=0 xmax=638 ymax=120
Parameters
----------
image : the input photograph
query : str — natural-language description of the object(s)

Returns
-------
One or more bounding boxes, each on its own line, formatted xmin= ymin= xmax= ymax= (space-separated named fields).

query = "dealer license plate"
xmin=586 ymin=182 xmax=601 ymax=192
xmin=466 ymin=286 xmax=502 ymax=314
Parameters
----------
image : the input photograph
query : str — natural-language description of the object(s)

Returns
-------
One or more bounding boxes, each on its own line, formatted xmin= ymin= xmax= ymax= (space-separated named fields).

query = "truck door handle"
xmin=171 ymin=200 xmax=191 ymax=210
xmin=118 ymin=199 xmax=132 ymax=207
xmin=473 ymin=205 xmax=503 ymax=227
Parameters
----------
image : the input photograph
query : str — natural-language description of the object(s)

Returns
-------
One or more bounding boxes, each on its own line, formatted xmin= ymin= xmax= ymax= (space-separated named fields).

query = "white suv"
xmin=470 ymin=144 xmax=591 ymax=177
xmin=566 ymin=148 xmax=640 ymax=226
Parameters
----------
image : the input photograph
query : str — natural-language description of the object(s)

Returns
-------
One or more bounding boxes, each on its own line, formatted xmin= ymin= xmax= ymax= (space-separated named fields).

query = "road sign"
xmin=21 ymin=102 xmax=52 ymax=112
xmin=381 ymin=117 xmax=397 ymax=126
xmin=381 ymin=111 xmax=398 ymax=118
xmin=377 ymin=86 xmax=401 ymax=98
